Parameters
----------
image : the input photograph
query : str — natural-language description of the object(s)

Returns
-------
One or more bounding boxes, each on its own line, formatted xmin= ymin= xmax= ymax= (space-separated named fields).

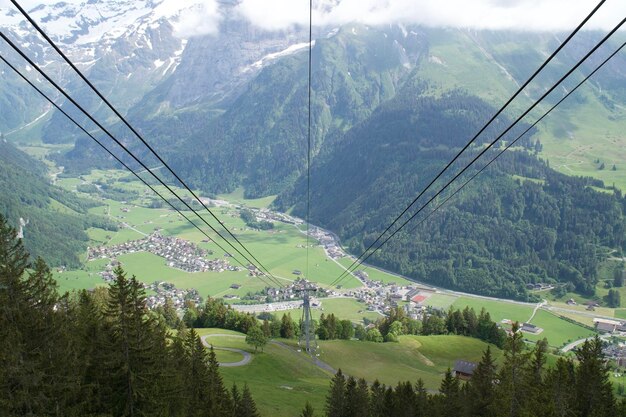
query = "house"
xmin=230 ymin=283 xmax=241 ymax=290
xmin=521 ymin=322 xmax=542 ymax=334
xmin=594 ymin=318 xmax=622 ymax=333
xmin=453 ymin=360 xmax=478 ymax=380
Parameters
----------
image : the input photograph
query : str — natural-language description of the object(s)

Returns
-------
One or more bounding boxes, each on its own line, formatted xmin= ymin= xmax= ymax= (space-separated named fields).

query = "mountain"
xmin=3 ymin=3 xmax=626 ymax=297
xmin=275 ymin=79 xmax=626 ymax=300
xmin=0 ymin=138 xmax=116 ymax=267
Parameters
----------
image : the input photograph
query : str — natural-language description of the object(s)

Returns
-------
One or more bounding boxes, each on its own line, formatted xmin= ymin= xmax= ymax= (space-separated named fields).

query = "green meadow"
xmin=197 ymin=329 xmax=331 ymax=417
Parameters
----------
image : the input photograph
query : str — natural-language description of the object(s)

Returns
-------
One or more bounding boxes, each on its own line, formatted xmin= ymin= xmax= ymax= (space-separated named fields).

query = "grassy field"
xmin=452 ymin=296 xmax=534 ymax=323
xmin=537 ymin=90 xmax=626 ymax=191
xmin=52 ymin=168 xmax=364 ymax=294
xmin=524 ymin=310 xmax=597 ymax=348
xmin=425 ymin=293 xmax=459 ymax=310
xmin=195 ymin=329 xmax=505 ymax=414
xmin=196 ymin=329 xmax=331 ymax=417
xmin=316 ymin=335 xmax=500 ymax=389
xmin=217 ymin=188 xmax=277 ymax=209
xmin=336 ymin=258 xmax=412 ymax=285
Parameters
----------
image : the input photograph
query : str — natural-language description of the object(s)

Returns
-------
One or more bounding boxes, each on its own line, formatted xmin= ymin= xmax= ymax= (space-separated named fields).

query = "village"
xmin=87 ymin=232 xmax=240 ymax=273
xmin=144 ymin=281 xmax=203 ymax=310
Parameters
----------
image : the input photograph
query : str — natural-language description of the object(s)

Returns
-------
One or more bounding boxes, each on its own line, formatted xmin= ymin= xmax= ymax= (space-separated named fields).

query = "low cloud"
xmin=172 ymin=0 xmax=222 ymax=37
xmin=234 ymin=0 xmax=626 ymax=32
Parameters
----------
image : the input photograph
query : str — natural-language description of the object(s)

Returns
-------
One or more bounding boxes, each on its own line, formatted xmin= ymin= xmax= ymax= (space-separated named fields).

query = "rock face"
xmin=0 ymin=0 xmax=313 ymax=136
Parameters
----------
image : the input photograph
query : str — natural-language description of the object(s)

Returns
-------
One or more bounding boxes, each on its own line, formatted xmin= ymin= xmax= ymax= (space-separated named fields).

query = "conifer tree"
xmin=369 ymin=380 xmax=386 ymax=417
xmin=104 ymin=266 xmax=164 ymax=416
xmin=543 ymin=357 xmax=576 ymax=417
xmin=239 ymin=384 xmax=261 ymax=417
xmin=574 ymin=337 xmax=617 ymax=417
xmin=438 ymin=369 xmax=462 ymax=416
xmin=300 ymin=401 xmax=316 ymax=417
xmin=493 ymin=323 xmax=530 ymax=417
xmin=414 ymin=379 xmax=429 ymax=417
xmin=325 ymin=369 xmax=346 ymax=417
xmin=393 ymin=381 xmax=416 ymax=417
xmin=467 ymin=345 xmax=497 ymax=417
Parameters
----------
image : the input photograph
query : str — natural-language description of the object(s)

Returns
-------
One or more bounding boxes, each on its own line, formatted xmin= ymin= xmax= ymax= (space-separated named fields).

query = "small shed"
xmin=453 ymin=360 xmax=477 ymax=380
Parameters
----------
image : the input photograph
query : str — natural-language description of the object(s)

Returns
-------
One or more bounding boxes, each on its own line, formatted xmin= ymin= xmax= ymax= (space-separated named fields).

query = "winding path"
xmin=200 ymin=334 xmax=336 ymax=373
xmin=200 ymin=334 xmax=252 ymax=367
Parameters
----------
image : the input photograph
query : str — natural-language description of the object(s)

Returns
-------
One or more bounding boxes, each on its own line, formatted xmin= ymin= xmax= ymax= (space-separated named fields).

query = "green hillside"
xmin=0 ymin=140 xmax=116 ymax=266
xmin=277 ymin=82 xmax=626 ymax=300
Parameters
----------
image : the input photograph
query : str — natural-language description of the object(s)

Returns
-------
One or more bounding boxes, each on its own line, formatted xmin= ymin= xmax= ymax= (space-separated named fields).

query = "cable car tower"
xmin=295 ymin=279 xmax=318 ymax=354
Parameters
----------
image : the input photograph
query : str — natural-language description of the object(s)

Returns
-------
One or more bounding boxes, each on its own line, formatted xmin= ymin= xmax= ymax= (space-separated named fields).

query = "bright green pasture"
xmin=524 ymin=310 xmax=597 ymax=348
xmin=336 ymin=258 xmax=412 ymax=285
xmin=53 ymin=270 xmax=107 ymax=293
xmin=424 ymin=293 xmax=459 ymax=310
xmin=116 ymin=252 xmax=261 ymax=298
xmin=316 ymin=298 xmax=382 ymax=322
xmin=214 ymin=349 xmax=245 ymax=363
xmin=196 ymin=329 xmax=331 ymax=417
xmin=217 ymin=187 xmax=277 ymax=209
xmin=452 ymin=296 xmax=534 ymax=323
xmin=536 ymin=88 xmax=626 ymax=191
xmin=317 ymin=335 xmax=500 ymax=389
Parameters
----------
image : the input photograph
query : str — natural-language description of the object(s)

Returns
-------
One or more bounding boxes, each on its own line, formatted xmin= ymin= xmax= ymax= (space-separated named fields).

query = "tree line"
xmin=183 ymin=296 xmax=507 ymax=350
xmin=0 ymin=215 xmax=261 ymax=417
xmin=305 ymin=326 xmax=625 ymax=417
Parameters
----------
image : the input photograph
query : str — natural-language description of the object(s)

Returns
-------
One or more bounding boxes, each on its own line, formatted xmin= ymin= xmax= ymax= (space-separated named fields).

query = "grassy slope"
xmin=196 ymin=329 xmax=331 ymax=417
xmin=317 ymin=335 xmax=500 ymax=388
xmin=196 ymin=329 xmax=505 ymax=415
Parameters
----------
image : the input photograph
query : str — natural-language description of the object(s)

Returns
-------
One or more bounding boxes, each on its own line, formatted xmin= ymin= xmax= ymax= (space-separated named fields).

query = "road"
xmin=200 ymin=334 xmax=252 ymax=367
xmin=561 ymin=334 xmax=609 ymax=353
xmin=528 ymin=300 xmax=547 ymax=323
xmin=200 ymin=334 xmax=336 ymax=374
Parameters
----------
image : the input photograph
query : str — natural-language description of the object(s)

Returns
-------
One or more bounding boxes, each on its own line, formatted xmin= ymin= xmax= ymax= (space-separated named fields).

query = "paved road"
xmin=561 ymin=334 xmax=609 ymax=353
xmin=200 ymin=334 xmax=252 ymax=367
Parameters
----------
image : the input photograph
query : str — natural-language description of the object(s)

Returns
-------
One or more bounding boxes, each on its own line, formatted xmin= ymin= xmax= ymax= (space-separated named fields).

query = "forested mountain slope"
xmin=276 ymin=83 xmax=626 ymax=300
xmin=0 ymin=139 xmax=115 ymax=266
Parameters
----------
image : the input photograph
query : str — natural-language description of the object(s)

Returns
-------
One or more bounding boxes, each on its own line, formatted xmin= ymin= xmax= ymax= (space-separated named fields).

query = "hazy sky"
xmin=2 ymin=0 xmax=625 ymax=37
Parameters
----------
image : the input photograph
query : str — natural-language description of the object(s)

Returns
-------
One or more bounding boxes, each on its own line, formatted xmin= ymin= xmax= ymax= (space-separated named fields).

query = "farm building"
xmin=453 ymin=360 xmax=477 ymax=380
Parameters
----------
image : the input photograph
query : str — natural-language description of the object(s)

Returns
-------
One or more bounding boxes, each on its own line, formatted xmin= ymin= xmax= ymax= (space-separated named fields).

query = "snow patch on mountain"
xmin=241 ymin=41 xmax=315 ymax=74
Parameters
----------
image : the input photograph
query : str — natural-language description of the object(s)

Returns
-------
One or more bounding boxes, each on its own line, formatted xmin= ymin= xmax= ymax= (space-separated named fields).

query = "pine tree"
xmin=574 ymin=337 xmax=617 ymax=417
xmin=438 ymin=369 xmax=462 ymax=416
xmin=414 ymin=379 xmax=429 ymax=417
xmin=467 ymin=345 xmax=497 ymax=417
xmin=206 ymin=346 xmax=231 ymax=416
xmin=325 ymin=369 xmax=346 ymax=417
xmin=300 ymin=401 xmax=316 ymax=417
xmin=392 ymin=381 xmax=416 ymax=417
xmin=184 ymin=328 xmax=212 ymax=416
xmin=493 ymin=323 xmax=530 ymax=417
xmin=238 ymin=384 xmax=261 ymax=417
xmin=103 ymin=266 xmax=165 ymax=416
xmin=0 ymin=216 xmax=78 ymax=416
xmin=280 ymin=313 xmax=296 ymax=338
xmin=522 ymin=339 xmax=548 ymax=416
xmin=369 ymin=380 xmax=386 ymax=417
xmin=543 ymin=357 xmax=576 ymax=417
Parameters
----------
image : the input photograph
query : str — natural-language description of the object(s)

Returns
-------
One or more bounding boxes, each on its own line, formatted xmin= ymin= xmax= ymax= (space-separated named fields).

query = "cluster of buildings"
xmin=602 ymin=342 xmax=626 ymax=368
xmin=253 ymin=208 xmax=303 ymax=226
xmin=230 ymin=279 xmax=329 ymax=304
xmin=144 ymin=281 xmax=202 ymax=310
xmin=307 ymin=226 xmax=344 ymax=259
xmin=594 ymin=318 xmax=626 ymax=334
xmin=525 ymin=282 xmax=554 ymax=291
xmin=342 ymin=270 xmax=426 ymax=316
xmin=88 ymin=232 xmax=239 ymax=273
